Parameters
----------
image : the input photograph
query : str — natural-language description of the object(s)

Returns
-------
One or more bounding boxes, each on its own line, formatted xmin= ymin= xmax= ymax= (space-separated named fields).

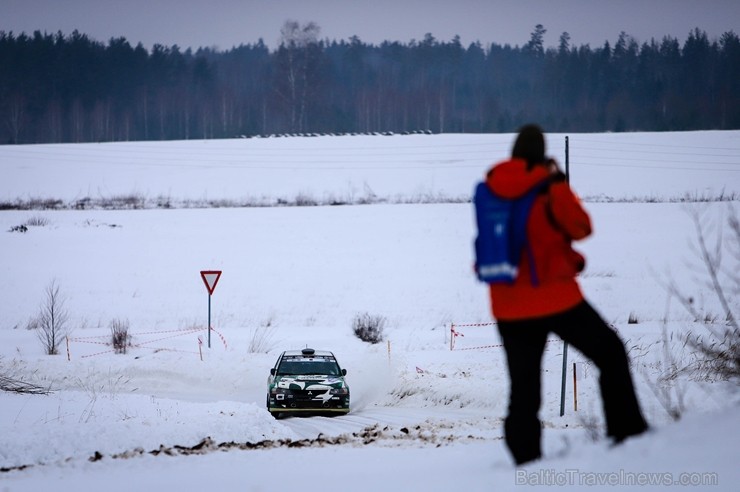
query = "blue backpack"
xmin=473 ymin=181 xmax=545 ymax=285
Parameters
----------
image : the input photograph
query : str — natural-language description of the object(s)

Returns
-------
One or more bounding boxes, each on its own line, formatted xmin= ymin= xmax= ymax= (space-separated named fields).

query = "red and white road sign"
xmin=200 ymin=270 xmax=222 ymax=295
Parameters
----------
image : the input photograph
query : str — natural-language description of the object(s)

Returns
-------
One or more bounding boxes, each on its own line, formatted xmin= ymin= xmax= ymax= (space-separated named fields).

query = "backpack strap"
xmin=523 ymin=179 xmax=551 ymax=287
xmin=524 ymin=239 xmax=540 ymax=286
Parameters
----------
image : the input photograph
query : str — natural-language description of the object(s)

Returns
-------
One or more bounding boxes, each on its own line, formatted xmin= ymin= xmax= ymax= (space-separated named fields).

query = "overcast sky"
xmin=2 ymin=0 xmax=739 ymax=52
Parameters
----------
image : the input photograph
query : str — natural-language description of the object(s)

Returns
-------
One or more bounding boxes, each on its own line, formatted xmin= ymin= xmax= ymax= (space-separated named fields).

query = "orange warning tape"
xmin=450 ymin=322 xmax=558 ymax=351
xmin=209 ymin=327 xmax=228 ymax=350
xmin=68 ymin=326 xmax=226 ymax=359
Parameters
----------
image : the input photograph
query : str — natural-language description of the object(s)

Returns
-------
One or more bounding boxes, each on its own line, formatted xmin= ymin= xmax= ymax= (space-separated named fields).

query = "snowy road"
xmin=274 ymin=405 xmax=501 ymax=442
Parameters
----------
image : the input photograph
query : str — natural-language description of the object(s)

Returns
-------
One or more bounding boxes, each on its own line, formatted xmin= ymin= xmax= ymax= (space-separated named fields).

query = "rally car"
xmin=267 ymin=348 xmax=350 ymax=418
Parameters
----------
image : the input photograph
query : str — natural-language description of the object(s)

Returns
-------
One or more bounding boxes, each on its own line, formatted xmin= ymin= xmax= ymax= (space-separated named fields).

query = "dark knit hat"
xmin=511 ymin=124 xmax=546 ymax=168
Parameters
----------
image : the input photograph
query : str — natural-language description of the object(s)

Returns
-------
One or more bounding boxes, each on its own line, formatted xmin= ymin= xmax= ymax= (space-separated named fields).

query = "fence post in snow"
xmin=559 ymin=136 xmax=570 ymax=417
xmin=573 ymin=362 xmax=578 ymax=412
xmin=565 ymin=135 xmax=570 ymax=183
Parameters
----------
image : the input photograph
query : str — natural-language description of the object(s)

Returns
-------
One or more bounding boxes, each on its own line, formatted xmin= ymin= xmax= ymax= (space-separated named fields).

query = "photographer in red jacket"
xmin=486 ymin=124 xmax=648 ymax=465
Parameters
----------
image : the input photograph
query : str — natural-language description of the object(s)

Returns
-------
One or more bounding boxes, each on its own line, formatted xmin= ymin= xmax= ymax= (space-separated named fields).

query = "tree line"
xmin=1 ymin=23 xmax=739 ymax=144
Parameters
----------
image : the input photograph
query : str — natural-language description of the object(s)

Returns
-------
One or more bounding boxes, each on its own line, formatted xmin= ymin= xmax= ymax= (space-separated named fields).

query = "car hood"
xmin=274 ymin=375 xmax=346 ymax=390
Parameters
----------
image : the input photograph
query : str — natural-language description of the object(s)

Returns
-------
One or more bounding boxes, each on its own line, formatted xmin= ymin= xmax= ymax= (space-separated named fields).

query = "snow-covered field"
xmin=1 ymin=131 xmax=738 ymax=491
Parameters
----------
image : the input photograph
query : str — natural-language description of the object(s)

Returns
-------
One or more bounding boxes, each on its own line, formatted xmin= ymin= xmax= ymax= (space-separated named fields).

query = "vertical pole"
xmin=573 ymin=362 xmax=578 ymax=412
xmin=208 ymin=293 xmax=212 ymax=348
xmin=565 ymin=136 xmax=570 ymax=183
xmin=560 ymin=341 xmax=568 ymax=416
xmin=559 ymin=135 xmax=571 ymax=417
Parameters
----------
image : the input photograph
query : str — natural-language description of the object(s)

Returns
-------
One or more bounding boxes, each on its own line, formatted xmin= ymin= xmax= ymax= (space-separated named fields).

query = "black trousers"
xmin=497 ymin=301 xmax=648 ymax=465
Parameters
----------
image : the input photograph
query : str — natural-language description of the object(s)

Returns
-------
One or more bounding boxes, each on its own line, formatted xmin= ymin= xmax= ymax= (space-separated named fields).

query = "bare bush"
xmin=110 ymin=318 xmax=131 ymax=354
xmin=156 ymin=195 xmax=172 ymax=209
xmin=294 ymin=192 xmax=318 ymax=206
xmin=640 ymin=324 xmax=688 ymax=421
xmin=31 ymin=280 xmax=70 ymax=355
xmin=98 ymin=193 xmax=146 ymax=210
xmin=0 ymin=374 xmax=50 ymax=394
xmin=25 ymin=215 xmax=49 ymax=227
xmin=27 ymin=197 xmax=63 ymax=209
xmin=0 ymin=357 xmax=51 ymax=394
xmin=10 ymin=216 xmax=50 ymax=232
xmin=247 ymin=317 xmax=278 ymax=354
xmin=352 ymin=312 xmax=386 ymax=344
xmin=663 ymin=205 xmax=739 ymax=381
xmin=247 ymin=327 xmax=278 ymax=354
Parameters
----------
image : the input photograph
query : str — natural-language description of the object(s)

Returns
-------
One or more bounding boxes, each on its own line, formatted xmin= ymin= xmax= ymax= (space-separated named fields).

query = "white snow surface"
xmin=0 ymin=131 xmax=739 ymax=491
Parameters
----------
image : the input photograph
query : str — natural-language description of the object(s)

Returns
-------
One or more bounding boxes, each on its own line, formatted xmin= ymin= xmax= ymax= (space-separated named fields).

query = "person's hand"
xmin=546 ymin=158 xmax=567 ymax=182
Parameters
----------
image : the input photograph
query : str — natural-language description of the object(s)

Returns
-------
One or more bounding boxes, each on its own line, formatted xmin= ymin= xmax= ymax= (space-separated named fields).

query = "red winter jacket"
xmin=485 ymin=158 xmax=592 ymax=321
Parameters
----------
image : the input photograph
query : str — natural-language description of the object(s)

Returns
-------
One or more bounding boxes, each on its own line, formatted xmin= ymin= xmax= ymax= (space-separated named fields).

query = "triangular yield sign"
xmin=200 ymin=270 xmax=222 ymax=295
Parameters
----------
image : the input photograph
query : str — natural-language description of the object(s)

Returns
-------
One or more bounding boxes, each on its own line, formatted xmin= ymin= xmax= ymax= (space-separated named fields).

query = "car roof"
xmin=282 ymin=349 xmax=334 ymax=358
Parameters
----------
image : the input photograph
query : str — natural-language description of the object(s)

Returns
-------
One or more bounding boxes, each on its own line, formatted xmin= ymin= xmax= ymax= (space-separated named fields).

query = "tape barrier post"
xmin=573 ymin=362 xmax=578 ymax=412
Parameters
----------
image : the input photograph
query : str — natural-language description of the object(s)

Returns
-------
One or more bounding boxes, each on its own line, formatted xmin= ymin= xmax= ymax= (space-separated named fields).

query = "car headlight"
xmin=271 ymin=387 xmax=292 ymax=401
xmin=330 ymin=387 xmax=348 ymax=395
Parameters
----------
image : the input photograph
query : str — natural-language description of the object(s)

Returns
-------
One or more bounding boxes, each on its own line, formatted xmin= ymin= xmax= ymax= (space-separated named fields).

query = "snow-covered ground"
xmin=1 ymin=131 xmax=738 ymax=491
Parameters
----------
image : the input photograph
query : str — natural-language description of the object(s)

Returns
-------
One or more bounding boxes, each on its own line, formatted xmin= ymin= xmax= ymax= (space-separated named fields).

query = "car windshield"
xmin=277 ymin=359 xmax=340 ymax=376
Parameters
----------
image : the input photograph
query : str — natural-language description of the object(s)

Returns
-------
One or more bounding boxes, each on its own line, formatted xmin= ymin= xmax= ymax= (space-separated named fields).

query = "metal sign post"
xmin=200 ymin=270 xmax=222 ymax=349
xmin=560 ymin=136 xmax=570 ymax=417
xmin=560 ymin=340 xmax=569 ymax=416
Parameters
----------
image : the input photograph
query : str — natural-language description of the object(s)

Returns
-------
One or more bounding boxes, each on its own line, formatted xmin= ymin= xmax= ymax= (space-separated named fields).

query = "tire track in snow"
xmin=1 ymin=421 xmax=499 ymax=474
